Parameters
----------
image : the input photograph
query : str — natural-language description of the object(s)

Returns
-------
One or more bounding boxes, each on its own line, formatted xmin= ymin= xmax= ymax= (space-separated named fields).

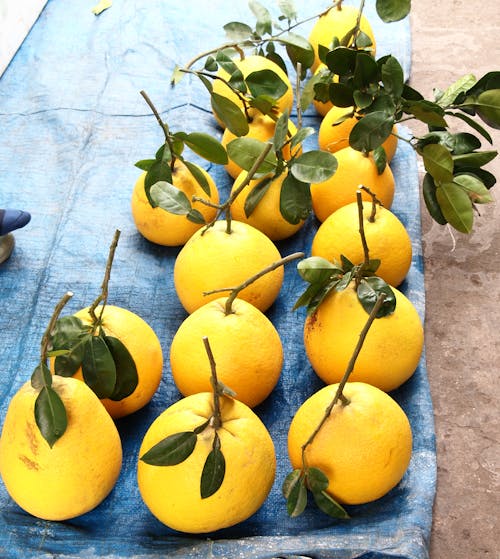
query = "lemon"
xmin=137 ymin=392 xmax=276 ymax=533
xmin=0 ymin=376 xmax=122 ymax=520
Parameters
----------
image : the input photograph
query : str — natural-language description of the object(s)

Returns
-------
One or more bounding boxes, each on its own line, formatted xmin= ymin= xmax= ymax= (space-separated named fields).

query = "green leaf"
xmin=325 ymin=47 xmax=357 ymax=76
xmin=215 ymin=50 xmax=240 ymax=74
xmin=452 ymin=132 xmax=481 ymax=155
xmin=422 ymin=173 xmax=447 ymax=225
xmin=436 ymin=182 xmax=474 ymax=233
xmin=373 ymin=145 xmax=388 ymax=174
xmin=279 ymin=173 xmax=312 ymax=224
xmin=312 ymin=490 xmax=350 ymax=519
xmin=282 ymin=469 xmax=303 ymax=498
xmin=211 ymin=92 xmax=249 ymax=137
xmin=291 ymin=127 xmax=315 ymax=151
xmin=465 ymin=71 xmax=500 ymax=97
xmin=186 ymin=208 xmax=206 ymax=224
xmin=200 ymin=433 xmax=226 ymax=499
xmin=381 ymin=55 xmax=404 ymax=100
xmin=448 ymin=111 xmax=493 ymax=144
xmin=422 ymin=144 xmax=454 ymax=184
xmin=34 ymin=386 xmax=68 ymax=448
xmin=204 ymin=56 xmax=218 ymax=72
xmin=453 ymin=174 xmax=493 ymax=204
xmin=50 ymin=316 xmax=90 ymax=377
xmin=282 ymin=33 xmax=315 ymax=73
xmin=404 ymin=100 xmax=447 ymax=127
xmin=453 ymin=167 xmax=496 ymax=189
xmin=349 ymin=112 xmax=394 ymax=153
xmin=453 ymin=150 xmax=498 ymax=169
xmin=245 ymin=69 xmax=288 ymax=101
xmin=141 ymin=431 xmax=197 ymax=466
xmin=273 ymin=111 xmax=290 ymax=152
xmin=31 ymin=362 xmax=53 ymax=390
xmin=278 ymin=0 xmax=297 ymax=20
xmin=357 ymin=277 xmax=396 ymax=317
xmin=249 ymin=0 xmax=272 ymax=35
xmin=183 ymin=159 xmax=211 ymax=196
xmin=293 ymin=280 xmax=331 ymax=313
xmin=144 ymin=157 xmax=173 ymax=206
xmin=150 ymin=181 xmax=192 ymax=215
xmin=329 ymin=82 xmax=355 ymax=108
xmin=353 ymin=53 xmax=379 ymax=90
xmin=402 ymin=83 xmax=424 ymax=101
xmin=183 ymin=133 xmax=228 ymax=165
xmin=297 ymin=256 xmax=339 ymax=284
xmin=135 ymin=159 xmax=156 ymax=171
xmin=228 ymin=67 xmax=247 ymax=94
xmin=170 ymin=65 xmax=186 ymax=87
xmin=244 ymin=176 xmax=272 ymax=217
xmin=436 ymin=74 xmax=476 ymax=107
xmin=376 ymin=0 xmax=410 ymax=22
xmin=103 ymin=335 xmax=138 ymax=401
xmin=306 ymin=467 xmax=329 ymax=493
xmin=416 ymin=131 xmax=455 ymax=153
xmin=81 ymin=335 xmax=117 ymax=399
xmin=226 ymin=138 xmax=277 ymax=175
xmin=291 ymin=151 xmax=337 ymax=183
xmin=285 ymin=471 xmax=307 ymax=517
xmin=249 ymin=94 xmax=276 ymax=116
xmin=474 ymin=89 xmax=500 ymax=129
xmin=223 ymin=21 xmax=253 ymax=41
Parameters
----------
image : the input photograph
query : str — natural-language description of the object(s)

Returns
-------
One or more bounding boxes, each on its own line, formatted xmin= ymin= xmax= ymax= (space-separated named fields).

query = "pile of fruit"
xmin=0 ymin=0 xmax=498 ymax=539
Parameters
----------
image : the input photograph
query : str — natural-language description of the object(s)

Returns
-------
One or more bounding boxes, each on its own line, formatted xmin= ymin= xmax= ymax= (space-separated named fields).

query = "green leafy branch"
xmin=140 ymin=337 xmax=232 ymax=499
xmin=294 ymin=190 xmax=396 ymax=316
xmin=283 ymin=291 xmax=387 ymax=518
xmin=31 ymin=291 xmax=73 ymax=447
xmin=49 ymin=230 xmax=138 ymax=401
xmin=135 ymin=90 xmax=228 ymax=224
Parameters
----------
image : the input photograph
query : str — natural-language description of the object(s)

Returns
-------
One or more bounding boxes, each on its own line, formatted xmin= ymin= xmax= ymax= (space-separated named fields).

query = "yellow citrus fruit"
xmin=170 ymin=297 xmax=283 ymax=408
xmin=137 ymin=391 xmax=276 ymax=533
xmin=0 ymin=376 xmax=122 ymax=520
xmin=287 ymin=382 xmax=412 ymax=504
xmin=222 ymin=113 xmax=299 ymax=179
xmin=131 ymin=162 xmax=219 ymax=246
xmin=52 ymin=305 xmax=164 ymax=419
xmin=310 ymin=146 xmax=395 ymax=222
xmin=311 ymin=201 xmax=412 ymax=287
xmin=309 ymin=5 xmax=376 ymax=71
xmin=318 ymin=106 xmax=398 ymax=162
xmin=230 ymin=170 xmax=305 ymax=241
xmin=174 ymin=220 xmax=284 ymax=314
xmin=304 ymin=282 xmax=423 ymax=392
xmin=212 ymin=55 xmax=294 ymax=129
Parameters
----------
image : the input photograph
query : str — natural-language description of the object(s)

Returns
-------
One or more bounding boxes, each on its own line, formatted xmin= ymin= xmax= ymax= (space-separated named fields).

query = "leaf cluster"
xmin=140 ymin=419 xmax=225 ymax=499
xmin=135 ymin=104 xmax=227 ymax=222
xmin=50 ymin=315 xmax=139 ymax=402
xmin=293 ymin=255 xmax=396 ymax=317
xmin=283 ymin=466 xmax=349 ymax=519
xmin=226 ymin=110 xmax=337 ymax=224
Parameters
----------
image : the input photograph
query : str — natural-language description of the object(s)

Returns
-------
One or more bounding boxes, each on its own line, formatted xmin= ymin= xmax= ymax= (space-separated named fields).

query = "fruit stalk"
xmin=42 ymin=291 xmax=74 ymax=364
xmin=202 ymin=336 xmax=223 ymax=430
xmin=300 ymin=292 xmax=386 ymax=468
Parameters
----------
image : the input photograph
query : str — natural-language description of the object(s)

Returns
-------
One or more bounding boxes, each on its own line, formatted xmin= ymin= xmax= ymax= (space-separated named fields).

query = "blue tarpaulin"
xmin=0 ymin=1 xmax=436 ymax=557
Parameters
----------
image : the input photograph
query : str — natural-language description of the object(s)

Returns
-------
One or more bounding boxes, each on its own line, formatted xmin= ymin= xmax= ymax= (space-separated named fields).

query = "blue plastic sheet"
xmin=0 ymin=1 xmax=436 ymax=557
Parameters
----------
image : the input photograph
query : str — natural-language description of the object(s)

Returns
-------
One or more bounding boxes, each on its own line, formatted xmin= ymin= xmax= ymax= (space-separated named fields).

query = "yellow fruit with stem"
xmin=308 ymin=4 xmax=376 ymax=72
xmin=310 ymin=146 xmax=395 ymax=222
xmin=0 ymin=292 xmax=122 ymax=521
xmin=138 ymin=338 xmax=276 ymax=533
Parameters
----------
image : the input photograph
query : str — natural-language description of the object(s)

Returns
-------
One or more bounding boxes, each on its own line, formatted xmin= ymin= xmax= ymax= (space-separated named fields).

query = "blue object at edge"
xmin=0 ymin=1 xmax=436 ymax=558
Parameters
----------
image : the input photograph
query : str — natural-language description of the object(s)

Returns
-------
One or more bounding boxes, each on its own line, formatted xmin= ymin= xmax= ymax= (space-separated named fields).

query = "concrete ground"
xmin=409 ymin=2 xmax=499 ymax=557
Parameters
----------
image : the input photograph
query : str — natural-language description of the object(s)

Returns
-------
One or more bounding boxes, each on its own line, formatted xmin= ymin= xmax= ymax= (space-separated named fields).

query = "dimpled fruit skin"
xmin=137 ymin=392 xmax=276 ymax=533
xmin=311 ymin=201 xmax=412 ymax=287
xmin=131 ymin=163 xmax=219 ymax=247
xmin=72 ymin=305 xmax=164 ymax=419
xmin=288 ymin=382 xmax=412 ymax=505
xmin=310 ymin=147 xmax=395 ymax=222
xmin=173 ymin=220 xmax=284 ymax=314
xmin=304 ymin=284 xmax=424 ymax=392
xmin=170 ymin=297 xmax=283 ymax=408
xmin=0 ymin=376 xmax=122 ymax=521
xmin=230 ymin=170 xmax=305 ymax=241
